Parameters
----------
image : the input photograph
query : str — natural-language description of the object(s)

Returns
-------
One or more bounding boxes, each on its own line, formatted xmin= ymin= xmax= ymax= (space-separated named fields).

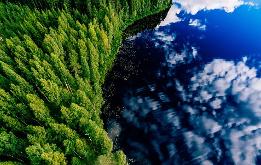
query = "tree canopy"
xmin=0 ymin=0 xmax=170 ymax=164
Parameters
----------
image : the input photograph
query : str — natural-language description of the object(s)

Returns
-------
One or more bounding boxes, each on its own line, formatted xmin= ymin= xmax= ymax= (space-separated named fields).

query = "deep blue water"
xmin=104 ymin=1 xmax=261 ymax=164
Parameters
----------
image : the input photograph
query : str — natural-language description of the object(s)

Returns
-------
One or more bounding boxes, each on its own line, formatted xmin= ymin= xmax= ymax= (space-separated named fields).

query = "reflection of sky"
xmin=153 ymin=1 xmax=261 ymax=63
xmin=179 ymin=58 xmax=261 ymax=165
xmin=115 ymin=0 xmax=261 ymax=164
xmin=173 ymin=0 xmax=253 ymax=14
xmin=159 ymin=0 xmax=257 ymax=27
xmin=120 ymin=58 xmax=261 ymax=164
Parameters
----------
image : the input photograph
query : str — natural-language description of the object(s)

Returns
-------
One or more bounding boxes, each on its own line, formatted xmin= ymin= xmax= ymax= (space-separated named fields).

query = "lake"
xmin=103 ymin=0 xmax=261 ymax=164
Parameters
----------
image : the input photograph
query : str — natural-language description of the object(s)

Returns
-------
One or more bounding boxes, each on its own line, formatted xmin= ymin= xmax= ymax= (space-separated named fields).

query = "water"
xmin=103 ymin=1 xmax=261 ymax=164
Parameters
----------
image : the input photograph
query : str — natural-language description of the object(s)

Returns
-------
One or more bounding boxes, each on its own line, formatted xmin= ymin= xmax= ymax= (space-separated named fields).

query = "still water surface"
xmin=104 ymin=0 xmax=261 ymax=164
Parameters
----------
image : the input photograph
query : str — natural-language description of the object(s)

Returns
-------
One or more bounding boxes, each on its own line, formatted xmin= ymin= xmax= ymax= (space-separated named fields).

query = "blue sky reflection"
xmin=178 ymin=58 xmax=261 ymax=164
xmin=113 ymin=0 xmax=261 ymax=164
xmin=158 ymin=0 xmax=258 ymax=27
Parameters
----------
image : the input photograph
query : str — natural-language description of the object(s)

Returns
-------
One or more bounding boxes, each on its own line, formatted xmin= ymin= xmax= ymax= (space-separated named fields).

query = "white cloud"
xmin=167 ymin=51 xmax=187 ymax=65
xmin=118 ymin=57 xmax=261 ymax=164
xmin=214 ymin=78 xmax=231 ymax=95
xmin=107 ymin=120 xmax=121 ymax=140
xmin=202 ymin=160 xmax=213 ymax=165
xmin=157 ymin=0 xmax=257 ymax=28
xmin=154 ymin=31 xmax=175 ymax=43
xmin=202 ymin=117 xmax=222 ymax=134
xmin=126 ymin=32 xmax=142 ymax=41
xmin=192 ymin=47 xmax=198 ymax=58
xmin=118 ymin=32 xmax=261 ymax=163
xmin=249 ymin=78 xmax=261 ymax=90
xmin=184 ymin=131 xmax=212 ymax=162
xmin=190 ymin=59 xmax=261 ymax=116
xmin=173 ymin=0 xmax=249 ymax=15
xmin=229 ymin=130 xmax=258 ymax=165
xmin=189 ymin=19 xmax=206 ymax=31
xmin=157 ymin=5 xmax=182 ymax=27
xmin=180 ymin=58 xmax=261 ymax=164
xmin=183 ymin=105 xmax=199 ymax=115
xmin=199 ymin=90 xmax=212 ymax=102
xmin=153 ymin=28 xmax=199 ymax=68
xmin=210 ymin=98 xmax=222 ymax=109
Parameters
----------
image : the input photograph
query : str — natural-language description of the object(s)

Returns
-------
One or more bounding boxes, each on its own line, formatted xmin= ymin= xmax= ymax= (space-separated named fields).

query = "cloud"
xmin=118 ymin=52 xmax=261 ymax=164
xmin=189 ymin=58 xmax=261 ymax=114
xmin=210 ymin=98 xmax=222 ymax=109
xmin=107 ymin=119 xmax=121 ymax=140
xmin=157 ymin=5 xmax=182 ymax=27
xmin=153 ymin=30 xmax=199 ymax=66
xmin=189 ymin=19 xmax=207 ymax=31
xmin=173 ymin=0 xmax=249 ymax=15
xmin=117 ymin=19 xmax=261 ymax=163
xmin=152 ymin=26 xmax=200 ymax=68
xmin=229 ymin=130 xmax=258 ymax=165
xmin=202 ymin=160 xmax=214 ymax=165
xmin=156 ymin=0 xmax=257 ymax=28
xmin=201 ymin=117 xmax=222 ymax=134
xmin=154 ymin=31 xmax=175 ymax=43
xmin=126 ymin=32 xmax=142 ymax=41
xmin=184 ymin=131 xmax=212 ymax=163
xmin=181 ymin=57 xmax=261 ymax=164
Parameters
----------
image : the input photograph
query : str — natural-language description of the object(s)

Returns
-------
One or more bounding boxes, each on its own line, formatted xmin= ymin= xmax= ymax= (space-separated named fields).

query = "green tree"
xmin=26 ymin=125 xmax=47 ymax=145
xmin=39 ymin=79 xmax=60 ymax=106
xmin=0 ymin=0 xmax=171 ymax=164
xmin=26 ymin=143 xmax=67 ymax=165
xmin=0 ymin=62 xmax=34 ymax=95
xmin=78 ymin=39 xmax=90 ymax=80
xmin=26 ymin=94 xmax=54 ymax=125
xmin=80 ymin=119 xmax=113 ymax=155
xmin=0 ymin=131 xmax=27 ymax=163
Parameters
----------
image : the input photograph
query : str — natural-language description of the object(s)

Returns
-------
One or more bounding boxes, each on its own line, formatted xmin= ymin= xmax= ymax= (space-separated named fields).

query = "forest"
xmin=0 ymin=0 xmax=170 ymax=164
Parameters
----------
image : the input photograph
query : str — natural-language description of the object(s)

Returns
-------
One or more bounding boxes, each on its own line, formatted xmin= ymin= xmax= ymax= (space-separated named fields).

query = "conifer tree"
xmin=0 ymin=0 xmax=171 ymax=163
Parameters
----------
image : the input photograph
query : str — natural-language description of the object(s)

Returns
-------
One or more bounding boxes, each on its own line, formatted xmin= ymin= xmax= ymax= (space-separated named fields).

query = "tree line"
xmin=0 ymin=0 xmax=170 ymax=164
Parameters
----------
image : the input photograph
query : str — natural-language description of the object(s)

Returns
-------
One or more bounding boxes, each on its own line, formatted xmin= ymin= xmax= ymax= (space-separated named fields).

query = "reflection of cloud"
xmin=154 ymin=31 xmax=175 ymax=43
xmin=165 ymin=46 xmax=198 ymax=66
xmin=189 ymin=58 xmax=261 ymax=116
xmin=122 ymin=95 xmax=161 ymax=129
xmin=210 ymin=98 xmax=222 ymax=109
xmin=119 ymin=15 xmax=261 ymax=163
xmin=126 ymin=32 xmax=142 ymax=41
xmin=184 ymin=131 xmax=212 ymax=163
xmin=157 ymin=5 xmax=182 ymax=27
xmin=119 ymin=57 xmax=261 ymax=164
xmin=189 ymin=19 xmax=206 ymax=31
xmin=181 ymin=58 xmax=261 ymax=164
xmin=167 ymin=51 xmax=187 ymax=65
xmin=173 ymin=0 xmax=251 ymax=15
xmin=229 ymin=129 xmax=261 ymax=165
xmin=244 ymin=0 xmax=259 ymax=7
xmin=157 ymin=0 xmax=257 ymax=28
xmin=202 ymin=117 xmax=222 ymax=134
xmin=153 ymin=29 xmax=199 ymax=66
xmin=107 ymin=119 xmax=121 ymax=140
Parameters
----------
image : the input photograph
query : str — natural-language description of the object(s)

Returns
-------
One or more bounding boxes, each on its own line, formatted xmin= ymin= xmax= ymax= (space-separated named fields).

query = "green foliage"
xmin=0 ymin=0 xmax=171 ymax=164
xmin=95 ymin=151 xmax=127 ymax=165
xmin=0 ymin=131 xmax=27 ymax=162
xmin=25 ymin=143 xmax=67 ymax=165
xmin=0 ymin=162 xmax=23 ymax=165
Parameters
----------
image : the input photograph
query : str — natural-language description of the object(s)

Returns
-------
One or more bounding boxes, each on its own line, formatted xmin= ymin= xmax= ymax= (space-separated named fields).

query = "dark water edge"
xmin=122 ymin=7 xmax=170 ymax=39
xmin=102 ymin=8 xmax=169 ymax=125
xmin=101 ymin=9 xmax=170 ymax=162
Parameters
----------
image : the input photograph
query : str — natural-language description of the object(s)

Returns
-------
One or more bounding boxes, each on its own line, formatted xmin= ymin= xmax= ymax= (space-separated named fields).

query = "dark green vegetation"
xmin=0 ymin=0 xmax=170 ymax=164
xmin=102 ymin=7 xmax=170 ymax=123
xmin=122 ymin=7 xmax=170 ymax=39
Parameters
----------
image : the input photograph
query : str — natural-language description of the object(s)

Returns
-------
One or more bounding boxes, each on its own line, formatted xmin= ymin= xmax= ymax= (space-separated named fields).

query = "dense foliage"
xmin=0 ymin=0 xmax=170 ymax=164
